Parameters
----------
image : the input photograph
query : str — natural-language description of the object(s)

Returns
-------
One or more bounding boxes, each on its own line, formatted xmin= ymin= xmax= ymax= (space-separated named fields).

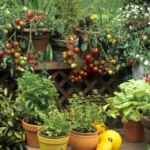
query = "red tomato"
xmin=100 ymin=59 xmax=106 ymax=65
xmin=69 ymin=40 xmax=74 ymax=45
xmin=38 ymin=15 xmax=44 ymax=21
xmin=15 ymin=18 xmax=21 ymax=25
xmin=5 ymin=43 xmax=12 ymax=49
xmin=69 ymin=75 xmax=75 ymax=80
xmin=66 ymin=51 xmax=72 ymax=58
xmin=0 ymin=51 xmax=4 ymax=57
xmin=128 ymin=60 xmax=134 ymax=66
xmin=93 ymin=66 xmax=98 ymax=72
xmin=34 ymin=15 xmax=39 ymax=22
xmin=92 ymin=47 xmax=99 ymax=55
xmin=73 ymin=47 xmax=80 ymax=54
xmin=6 ymin=50 xmax=12 ymax=55
xmin=146 ymin=78 xmax=150 ymax=83
xmin=27 ymin=11 xmax=34 ymax=19
xmin=82 ymin=65 xmax=88 ymax=71
xmin=84 ymin=54 xmax=92 ymax=63
xmin=72 ymin=68 xmax=79 ymax=76
xmin=88 ymin=63 xmax=94 ymax=70
xmin=12 ymin=41 xmax=19 ymax=48
xmin=27 ymin=54 xmax=34 ymax=61
xmin=67 ymin=59 xmax=72 ymax=65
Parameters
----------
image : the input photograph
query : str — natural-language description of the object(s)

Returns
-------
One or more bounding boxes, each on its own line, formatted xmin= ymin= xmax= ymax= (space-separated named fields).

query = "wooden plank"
xmin=34 ymin=61 xmax=71 ymax=70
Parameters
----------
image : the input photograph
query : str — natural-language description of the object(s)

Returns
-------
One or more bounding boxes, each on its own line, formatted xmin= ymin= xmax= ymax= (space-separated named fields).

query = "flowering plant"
xmin=114 ymin=2 xmax=150 ymax=31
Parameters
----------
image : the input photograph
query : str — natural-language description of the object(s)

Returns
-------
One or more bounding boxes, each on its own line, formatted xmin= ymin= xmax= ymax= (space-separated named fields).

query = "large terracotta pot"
xmin=17 ymin=28 xmax=51 ymax=55
xmin=37 ymin=131 xmax=69 ymax=150
xmin=22 ymin=118 xmax=42 ymax=148
xmin=69 ymin=129 xmax=99 ymax=150
xmin=141 ymin=112 xmax=150 ymax=144
xmin=123 ymin=120 xmax=145 ymax=143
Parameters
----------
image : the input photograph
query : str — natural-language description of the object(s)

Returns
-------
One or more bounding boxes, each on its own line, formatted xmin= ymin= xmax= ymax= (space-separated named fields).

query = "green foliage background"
xmin=80 ymin=0 xmax=123 ymax=16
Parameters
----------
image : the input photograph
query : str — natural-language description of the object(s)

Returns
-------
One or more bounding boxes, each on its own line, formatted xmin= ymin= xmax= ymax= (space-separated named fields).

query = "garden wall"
xmin=0 ymin=61 xmax=131 ymax=128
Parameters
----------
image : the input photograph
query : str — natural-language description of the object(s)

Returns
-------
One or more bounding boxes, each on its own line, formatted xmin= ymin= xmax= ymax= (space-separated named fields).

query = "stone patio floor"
xmin=25 ymin=129 xmax=147 ymax=150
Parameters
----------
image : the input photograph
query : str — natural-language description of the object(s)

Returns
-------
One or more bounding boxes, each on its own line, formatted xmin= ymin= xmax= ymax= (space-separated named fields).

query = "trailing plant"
xmin=14 ymin=71 xmax=58 ymax=125
xmin=68 ymin=89 xmax=106 ymax=133
xmin=105 ymin=79 xmax=150 ymax=122
xmin=0 ymin=87 xmax=25 ymax=150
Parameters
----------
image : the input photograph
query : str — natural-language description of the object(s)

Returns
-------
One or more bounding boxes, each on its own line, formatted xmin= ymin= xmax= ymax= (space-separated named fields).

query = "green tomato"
xmin=4 ymin=9 xmax=10 ymax=15
xmin=16 ymin=25 xmax=21 ymax=30
xmin=22 ymin=7 xmax=28 ymax=11
xmin=121 ymin=62 xmax=126 ymax=68
xmin=38 ymin=22 xmax=45 ymax=27
xmin=6 ymin=23 xmax=12 ymax=30
xmin=3 ymin=29 xmax=8 ymax=34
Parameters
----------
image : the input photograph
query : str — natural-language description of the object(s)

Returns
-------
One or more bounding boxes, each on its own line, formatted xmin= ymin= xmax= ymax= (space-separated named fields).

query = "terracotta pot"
xmin=37 ymin=131 xmax=69 ymax=150
xmin=17 ymin=28 xmax=51 ymax=55
xmin=22 ymin=118 xmax=42 ymax=148
xmin=141 ymin=112 xmax=150 ymax=144
xmin=69 ymin=130 xmax=99 ymax=150
xmin=123 ymin=120 xmax=145 ymax=143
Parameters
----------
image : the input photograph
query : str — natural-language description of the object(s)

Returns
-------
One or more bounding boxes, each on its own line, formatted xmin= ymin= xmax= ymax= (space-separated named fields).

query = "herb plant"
xmin=69 ymin=89 xmax=106 ymax=133
xmin=15 ymin=71 xmax=58 ymax=125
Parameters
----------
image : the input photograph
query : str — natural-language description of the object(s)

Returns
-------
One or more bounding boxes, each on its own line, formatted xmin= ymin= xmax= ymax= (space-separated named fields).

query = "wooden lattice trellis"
xmin=0 ymin=62 xmax=131 ymax=128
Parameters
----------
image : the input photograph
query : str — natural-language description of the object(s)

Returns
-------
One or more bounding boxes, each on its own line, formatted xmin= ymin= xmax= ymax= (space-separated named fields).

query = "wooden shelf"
xmin=34 ymin=61 xmax=71 ymax=70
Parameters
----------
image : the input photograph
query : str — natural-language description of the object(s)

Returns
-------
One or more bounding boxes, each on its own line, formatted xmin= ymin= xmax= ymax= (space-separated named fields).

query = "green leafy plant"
xmin=52 ymin=0 xmax=80 ymax=38
xmin=105 ymin=79 xmax=150 ymax=122
xmin=40 ymin=107 xmax=71 ymax=137
xmin=68 ymin=89 xmax=106 ymax=133
xmin=14 ymin=71 xmax=58 ymax=125
xmin=144 ymin=144 xmax=150 ymax=150
xmin=0 ymin=87 xmax=25 ymax=150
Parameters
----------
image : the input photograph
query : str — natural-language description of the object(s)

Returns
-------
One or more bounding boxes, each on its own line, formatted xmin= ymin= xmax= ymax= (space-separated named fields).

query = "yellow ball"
xmin=99 ymin=130 xmax=122 ymax=150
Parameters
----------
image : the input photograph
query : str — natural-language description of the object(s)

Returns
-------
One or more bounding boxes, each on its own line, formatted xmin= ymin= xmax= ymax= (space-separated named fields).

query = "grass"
xmin=80 ymin=0 xmax=123 ymax=16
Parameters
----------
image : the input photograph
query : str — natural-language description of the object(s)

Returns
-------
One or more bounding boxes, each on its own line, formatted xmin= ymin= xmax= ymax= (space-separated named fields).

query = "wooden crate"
xmin=0 ymin=61 xmax=130 ymax=128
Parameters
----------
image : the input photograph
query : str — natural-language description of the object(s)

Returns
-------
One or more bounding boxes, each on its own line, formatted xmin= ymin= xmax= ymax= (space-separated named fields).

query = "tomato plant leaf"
xmin=81 ymin=43 xmax=88 ymax=52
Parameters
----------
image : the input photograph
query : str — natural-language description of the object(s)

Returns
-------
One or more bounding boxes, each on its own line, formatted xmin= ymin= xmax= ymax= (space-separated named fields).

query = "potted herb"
xmin=14 ymin=71 xmax=58 ymax=148
xmin=68 ymin=89 xmax=106 ymax=150
xmin=37 ymin=107 xmax=71 ymax=150
xmin=105 ymin=79 xmax=150 ymax=142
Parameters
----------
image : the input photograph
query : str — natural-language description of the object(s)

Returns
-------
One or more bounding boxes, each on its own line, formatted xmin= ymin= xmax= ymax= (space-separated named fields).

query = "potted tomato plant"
xmin=0 ymin=0 xmax=54 ymax=58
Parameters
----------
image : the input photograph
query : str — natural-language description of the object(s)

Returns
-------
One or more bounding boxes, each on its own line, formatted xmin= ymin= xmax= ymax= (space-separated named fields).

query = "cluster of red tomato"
xmin=26 ymin=10 xmax=45 ymax=27
xmin=68 ymin=55 xmax=118 ymax=83
xmin=0 ymin=41 xmax=36 ymax=73
xmin=61 ymin=36 xmax=119 ymax=83
xmin=13 ymin=10 xmax=44 ymax=30
xmin=61 ymin=34 xmax=80 ymax=66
